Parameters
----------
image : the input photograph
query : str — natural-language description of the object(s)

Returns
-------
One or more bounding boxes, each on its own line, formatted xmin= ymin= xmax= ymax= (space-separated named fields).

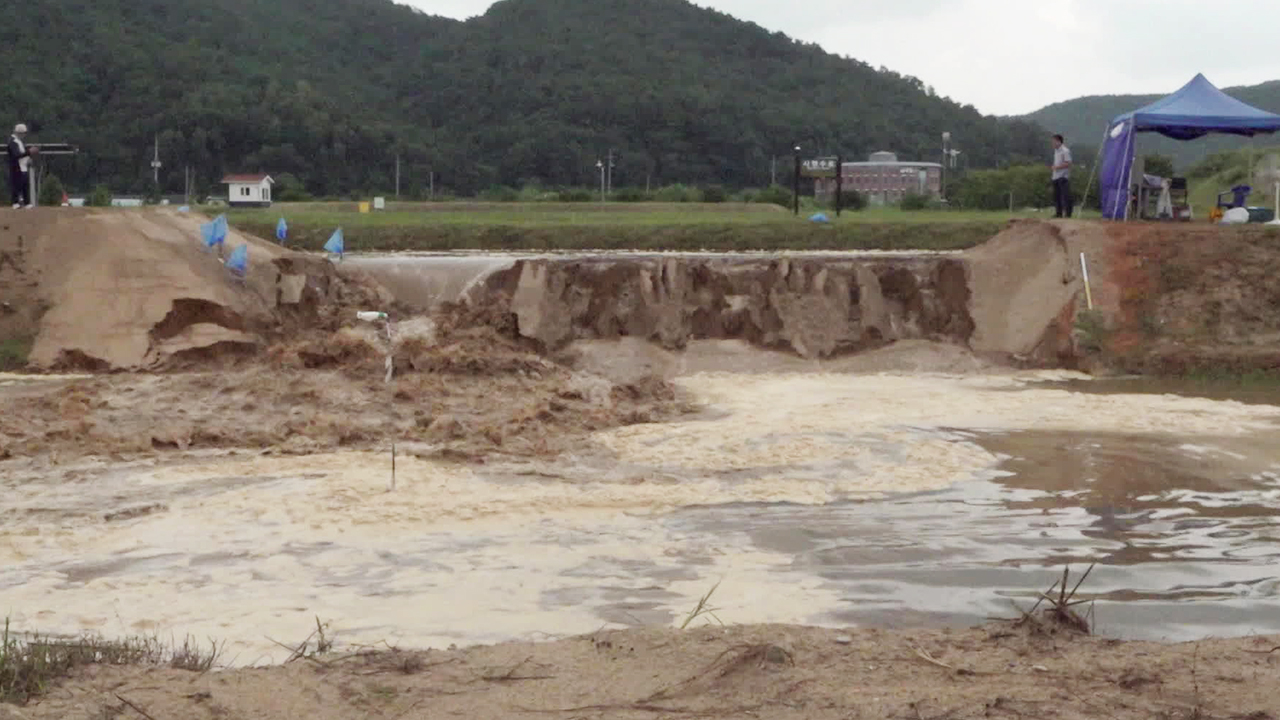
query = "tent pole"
xmin=1120 ymin=125 xmax=1137 ymax=221
xmin=1078 ymin=124 xmax=1109 ymax=216
xmin=1251 ymin=137 xmax=1257 ymax=200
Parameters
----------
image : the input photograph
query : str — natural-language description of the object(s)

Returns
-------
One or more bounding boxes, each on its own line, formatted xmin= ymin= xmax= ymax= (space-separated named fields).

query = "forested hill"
xmin=1026 ymin=79 xmax=1280 ymax=170
xmin=3 ymin=0 xmax=1047 ymax=197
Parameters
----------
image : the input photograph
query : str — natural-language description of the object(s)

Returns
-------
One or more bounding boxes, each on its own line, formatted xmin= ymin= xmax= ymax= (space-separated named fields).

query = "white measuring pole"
xmin=1080 ymin=253 xmax=1094 ymax=311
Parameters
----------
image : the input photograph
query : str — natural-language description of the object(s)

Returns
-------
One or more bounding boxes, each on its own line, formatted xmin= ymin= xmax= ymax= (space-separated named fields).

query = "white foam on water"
xmin=0 ymin=454 xmax=844 ymax=663
xmin=4 ymin=369 xmax=1280 ymax=663
xmin=594 ymin=372 xmax=1280 ymax=493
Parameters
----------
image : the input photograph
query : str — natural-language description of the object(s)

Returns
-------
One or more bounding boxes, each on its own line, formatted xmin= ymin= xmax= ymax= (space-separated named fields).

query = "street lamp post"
xmin=792 ymin=144 xmax=801 ymax=216
xmin=941 ymin=132 xmax=951 ymax=202
xmin=596 ymin=159 xmax=605 ymax=202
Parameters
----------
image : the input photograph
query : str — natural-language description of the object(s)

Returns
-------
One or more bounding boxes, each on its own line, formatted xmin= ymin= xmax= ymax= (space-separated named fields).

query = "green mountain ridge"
xmin=1024 ymin=79 xmax=1280 ymax=171
xmin=2 ymin=0 xmax=1047 ymax=197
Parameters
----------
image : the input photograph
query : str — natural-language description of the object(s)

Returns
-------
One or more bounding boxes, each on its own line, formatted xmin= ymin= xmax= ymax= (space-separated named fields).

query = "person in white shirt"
xmin=7 ymin=124 xmax=34 ymax=209
xmin=1051 ymin=134 xmax=1073 ymax=218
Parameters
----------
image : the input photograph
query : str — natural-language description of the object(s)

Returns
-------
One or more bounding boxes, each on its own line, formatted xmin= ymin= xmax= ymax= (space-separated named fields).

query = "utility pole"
xmin=151 ymin=135 xmax=162 ymax=186
xmin=771 ymin=156 xmax=777 ymax=186
xmin=429 ymin=171 xmax=435 ymax=199
xmin=606 ymin=149 xmax=614 ymax=195
xmin=395 ymin=154 xmax=401 ymax=199
xmin=835 ymin=154 xmax=843 ymax=217
xmin=596 ymin=159 xmax=606 ymax=202
xmin=941 ymin=131 xmax=951 ymax=202
xmin=184 ymin=166 xmax=191 ymax=205
xmin=792 ymin=145 xmax=801 ymax=216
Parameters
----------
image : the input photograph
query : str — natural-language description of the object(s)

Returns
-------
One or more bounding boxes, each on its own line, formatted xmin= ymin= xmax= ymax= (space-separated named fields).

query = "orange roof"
xmin=220 ymin=174 xmax=273 ymax=183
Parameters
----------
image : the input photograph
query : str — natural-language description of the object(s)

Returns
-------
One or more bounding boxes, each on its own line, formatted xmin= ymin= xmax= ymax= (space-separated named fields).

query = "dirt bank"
xmin=413 ymin=220 xmax=1280 ymax=373
xmin=0 ymin=209 xmax=390 ymax=371
xmin=8 ymin=212 xmax=1278 ymax=375
xmin=440 ymin=254 xmax=976 ymax=359
xmin=1092 ymin=222 xmax=1280 ymax=374
xmin=14 ymin=623 xmax=1280 ymax=720
xmin=352 ymin=220 xmax=1101 ymax=366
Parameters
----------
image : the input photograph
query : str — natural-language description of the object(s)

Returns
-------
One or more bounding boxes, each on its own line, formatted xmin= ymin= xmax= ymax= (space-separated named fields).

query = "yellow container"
xmin=358 ymin=202 xmax=370 ymax=214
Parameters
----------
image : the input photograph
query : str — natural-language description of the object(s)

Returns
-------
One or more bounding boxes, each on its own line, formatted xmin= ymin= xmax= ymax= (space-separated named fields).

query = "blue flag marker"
xmin=324 ymin=228 xmax=344 ymax=260
xmin=225 ymin=244 xmax=248 ymax=277
xmin=213 ymin=215 xmax=229 ymax=244
xmin=275 ymin=217 xmax=288 ymax=243
xmin=200 ymin=219 xmax=223 ymax=250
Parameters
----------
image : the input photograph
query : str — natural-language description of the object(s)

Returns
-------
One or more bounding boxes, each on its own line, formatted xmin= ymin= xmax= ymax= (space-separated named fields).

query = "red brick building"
xmin=815 ymin=152 xmax=943 ymax=206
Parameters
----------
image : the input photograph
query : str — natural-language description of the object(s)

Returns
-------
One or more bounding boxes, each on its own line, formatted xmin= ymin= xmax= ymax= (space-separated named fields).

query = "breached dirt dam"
xmin=467 ymin=254 xmax=971 ymax=359
xmin=1 ymin=212 xmax=1097 ymax=372
xmin=344 ymin=221 xmax=1085 ymax=368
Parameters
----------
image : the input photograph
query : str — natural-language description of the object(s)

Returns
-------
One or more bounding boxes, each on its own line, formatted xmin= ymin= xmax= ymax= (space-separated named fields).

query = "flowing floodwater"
xmin=3 ymin=353 xmax=1280 ymax=663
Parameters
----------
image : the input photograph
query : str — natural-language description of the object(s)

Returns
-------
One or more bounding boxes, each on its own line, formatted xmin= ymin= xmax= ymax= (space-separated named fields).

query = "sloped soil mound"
xmin=0 ymin=317 xmax=689 ymax=463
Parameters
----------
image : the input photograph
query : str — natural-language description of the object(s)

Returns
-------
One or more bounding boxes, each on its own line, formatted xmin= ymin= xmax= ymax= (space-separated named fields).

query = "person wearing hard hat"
xmin=7 ymin=123 xmax=35 ymax=209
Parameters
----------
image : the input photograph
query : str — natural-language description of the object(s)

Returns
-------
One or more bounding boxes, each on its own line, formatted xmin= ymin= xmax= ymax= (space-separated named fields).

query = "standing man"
xmin=7 ymin=124 xmax=35 ymax=209
xmin=1051 ymin=134 xmax=1073 ymax=218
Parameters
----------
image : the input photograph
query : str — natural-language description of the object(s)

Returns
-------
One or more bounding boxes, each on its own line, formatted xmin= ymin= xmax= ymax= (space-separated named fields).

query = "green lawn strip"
xmin=231 ymin=218 xmax=1002 ymax=252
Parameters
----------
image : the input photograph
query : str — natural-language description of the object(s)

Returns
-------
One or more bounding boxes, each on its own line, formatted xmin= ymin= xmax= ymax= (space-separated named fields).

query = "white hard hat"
xmin=13 ymin=124 xmax=27 ymax=134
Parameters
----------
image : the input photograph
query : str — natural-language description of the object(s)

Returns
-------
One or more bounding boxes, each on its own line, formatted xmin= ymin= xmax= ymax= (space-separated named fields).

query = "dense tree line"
xmin=1 ymin=0 xmax=1051 ymax=199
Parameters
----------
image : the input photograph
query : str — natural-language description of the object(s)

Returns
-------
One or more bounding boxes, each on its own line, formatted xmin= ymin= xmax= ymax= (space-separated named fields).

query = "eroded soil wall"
xmin=466 ymin=255 xmax=976 ymax=359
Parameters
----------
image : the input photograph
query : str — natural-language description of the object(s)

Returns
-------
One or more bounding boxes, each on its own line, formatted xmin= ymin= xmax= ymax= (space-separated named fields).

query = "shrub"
xmin=479 ymin=185 xmax=519 ymax=202
xmin=900 ymin=192 xmax=931 ymax=211
xmin=516 ymin=184 xmax=558 ymax=202
xmin=752 ymin=184 xmax=793 ymax=208
xmin=837 ymin=189 xmax=867 ymax=211
xmin=611 ymin=186 xmax=652 ymax=202
xmin=653 ymin=184 xmax=698 ymax=202
xmin=556 ymin=188 xmax=594 ymax=202
xmin=274 ymin=172 xmax=313 ymax=202
xmin=87 ymin=185 xmax=113 ymax=207
xmin=0 ymin=336 xmax=32 ymax=370
xmin=37 ymin=174 xmax=65 ymax=206
xmin=700 ymin=184 xmax=728 ymax=203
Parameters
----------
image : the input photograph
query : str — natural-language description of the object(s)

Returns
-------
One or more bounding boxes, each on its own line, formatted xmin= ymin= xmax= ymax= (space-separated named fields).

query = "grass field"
xmin=225 ymin=202 xmax=1042 ymax=252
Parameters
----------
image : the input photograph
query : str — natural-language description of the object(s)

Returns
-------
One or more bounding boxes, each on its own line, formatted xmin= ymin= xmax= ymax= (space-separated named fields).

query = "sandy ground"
xmin=15 ymin=624 xmax=1280 ymax=720
xmin=7 ymin=216 xmax=1280 ymax=718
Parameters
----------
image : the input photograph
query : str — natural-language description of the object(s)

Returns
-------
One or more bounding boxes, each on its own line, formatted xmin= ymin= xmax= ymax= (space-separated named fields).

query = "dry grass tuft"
xmin=1007 ymin=564 xmax=1097 ymax=636
xmin=0 ymin=618 xmax=222 ymax=705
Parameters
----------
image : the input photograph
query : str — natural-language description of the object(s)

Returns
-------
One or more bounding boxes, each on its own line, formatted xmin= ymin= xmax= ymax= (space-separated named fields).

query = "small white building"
xmin=220 ymin=174 xmax=274 ymax=207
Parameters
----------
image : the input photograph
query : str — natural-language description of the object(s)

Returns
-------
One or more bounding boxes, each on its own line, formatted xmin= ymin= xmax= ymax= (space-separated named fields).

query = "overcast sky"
xmin=409 ymin=0 xmax=1280 ymax=117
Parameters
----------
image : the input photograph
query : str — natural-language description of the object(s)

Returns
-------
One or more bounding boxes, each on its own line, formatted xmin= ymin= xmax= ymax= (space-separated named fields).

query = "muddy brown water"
xmin=2 ymin=369 xmax=1279 ymax=662
xmin=692 ymin=426 xmax=1280 ymax=641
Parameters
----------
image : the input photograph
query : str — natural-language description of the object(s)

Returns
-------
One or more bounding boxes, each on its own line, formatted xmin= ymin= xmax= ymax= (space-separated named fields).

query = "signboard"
xmin=800 ymin=157 xmax=839 ymax=178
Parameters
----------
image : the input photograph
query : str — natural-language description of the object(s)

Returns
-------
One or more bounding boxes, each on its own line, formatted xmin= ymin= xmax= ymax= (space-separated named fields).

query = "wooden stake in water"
xmin=390 ymin=442 xmax=396 ymax=492
xmin=1080 ymin=252 xmax=1094 ymax=311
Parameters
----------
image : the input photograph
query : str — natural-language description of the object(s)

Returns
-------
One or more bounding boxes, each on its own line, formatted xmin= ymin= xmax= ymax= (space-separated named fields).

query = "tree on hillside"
xmin=1 ymin=0 xmax=1051 ymax=197
xmin=1143 ymin=154 xmax=1175 ymax=178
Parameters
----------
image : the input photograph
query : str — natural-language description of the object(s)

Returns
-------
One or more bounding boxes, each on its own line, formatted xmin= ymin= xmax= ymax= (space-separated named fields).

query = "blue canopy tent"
xmin=1098 ymin=74 xmax=1280 ymax=219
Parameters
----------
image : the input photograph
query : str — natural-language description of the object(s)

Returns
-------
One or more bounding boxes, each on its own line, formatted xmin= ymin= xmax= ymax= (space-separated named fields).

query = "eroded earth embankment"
xmin=348 ymin=220 xmax=1097 ymax=367
xmin=7 ymin=212 xmax=1279 ymax=376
